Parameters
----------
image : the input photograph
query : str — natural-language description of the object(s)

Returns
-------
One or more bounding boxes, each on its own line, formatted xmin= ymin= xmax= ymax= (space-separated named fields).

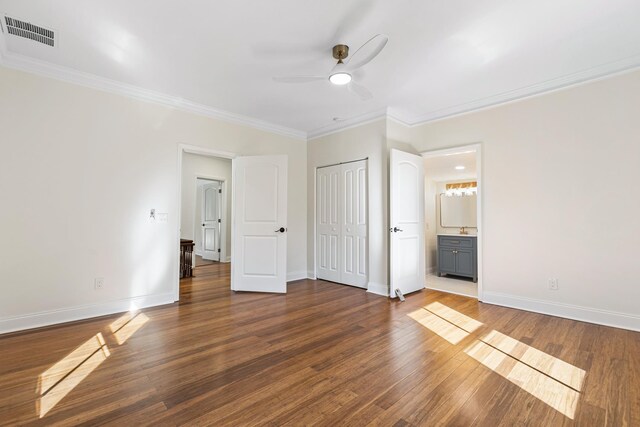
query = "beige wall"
xmin=307 ymin=120 xmax=388 ymax=294
xmin=180 ymin=154 xmax=232 ymax=260
xmin=0 ymin=65 xmax=306 ymax=333
xmin=389 ymin=69 xmax=640 ymax=328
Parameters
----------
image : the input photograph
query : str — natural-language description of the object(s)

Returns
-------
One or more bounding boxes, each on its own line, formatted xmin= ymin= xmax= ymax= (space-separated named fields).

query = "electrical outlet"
xmin=548 ymin=278 xmax=559 ymax=290
xmin=95 ymin=277 xmax=104 ymax=290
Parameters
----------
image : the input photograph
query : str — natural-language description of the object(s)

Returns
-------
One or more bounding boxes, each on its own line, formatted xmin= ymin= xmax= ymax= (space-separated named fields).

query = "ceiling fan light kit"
xmin=329 ymin=72 xmax=352 ymax=85
xmin=273 ymin=34 xmax=389 ymax=100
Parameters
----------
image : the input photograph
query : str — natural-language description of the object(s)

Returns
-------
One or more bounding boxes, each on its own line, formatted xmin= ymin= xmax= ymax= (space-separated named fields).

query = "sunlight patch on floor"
xmin=407 ymin=308 xmax=470 ymax=345
xmin=37 ymin=310 xmax=151 ymax=418
xmin=424 ymin=301 xmax=483 ymax=333
xmin=407 ymin=302 xmax=586 ymax=420
xmin=481 ymin=329 xmax=586 ymax=391
xmin=465 ymin=340 xmax=580 ymax=419
xmin=112 ymin=312 xmax=149 ymax=345
xmin=37 ymin=333 xmax=110 ymax=418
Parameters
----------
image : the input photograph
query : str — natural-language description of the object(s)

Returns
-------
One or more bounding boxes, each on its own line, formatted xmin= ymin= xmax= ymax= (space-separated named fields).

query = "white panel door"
xmin=232 ymin=155 xmax=287 ymax=293
xmin=390 ymin=149 xmax=425 ymax=297
xmin=316 ymin=165 xmax=341 ymax=283
xmin=340 ymin=160 xmax=367 ymax=288
xmin=201 ymin=182 xmax=220 ymax=261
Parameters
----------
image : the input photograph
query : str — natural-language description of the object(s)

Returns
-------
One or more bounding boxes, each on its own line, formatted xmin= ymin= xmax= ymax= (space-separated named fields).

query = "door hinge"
xmin=218 ymin=189 xmax=222 ymax=194
xmin=218 ymin=219 xmax=221 ymax=223
xmin=218 ymin=248 xmax=221 ymax=252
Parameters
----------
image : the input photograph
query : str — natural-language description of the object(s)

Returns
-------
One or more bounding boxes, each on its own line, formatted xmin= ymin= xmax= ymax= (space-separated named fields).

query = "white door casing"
xmin=201 ymin=181 xmax=221 ymax=261
xmin=231 ymin=155 xmax=288 ymax=293
xmin=316 ymin=160 xmax=367 ymax=288
xmin=390 ymin=149 xmax=425 ymax=297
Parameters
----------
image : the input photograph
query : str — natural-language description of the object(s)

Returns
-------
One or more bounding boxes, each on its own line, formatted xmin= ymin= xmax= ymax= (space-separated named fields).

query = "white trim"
xmin=307 ymin=270 xmax=317 ymax=280
xmin=392 ymin=58 xmax=640 ymax=126
xmin=367 ymin=282 xmax=389 ymax=297
xmin=2 ymin=39 xmax=640 ymax=142
xmin=420 ymin=143 xmax=484 ymax=301
xmin=0 ymin=51 xmax=307 ymax=141
xmin=286 ymin=271 xmax=308 ymax=282
xmin=0 ymin=292 xmax=175 ymax=335
xmin=307 ymin=109 xmax=388 ymax=140
xmin=483 ymin=291 xmax=640 ymax=333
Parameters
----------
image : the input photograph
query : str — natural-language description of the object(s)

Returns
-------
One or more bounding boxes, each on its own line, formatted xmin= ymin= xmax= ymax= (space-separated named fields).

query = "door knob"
xmin=202 ymin=223 xmax=205 ymax=227
xmin=275 ymin=227 xmax=286 ymax=233
xmin=392 ymin=227 xmax=403 ymax=233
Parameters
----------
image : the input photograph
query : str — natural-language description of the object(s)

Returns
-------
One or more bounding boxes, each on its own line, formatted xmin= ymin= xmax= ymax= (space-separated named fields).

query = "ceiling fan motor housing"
xmin=332 ymin=44 xmax=349 ymax=63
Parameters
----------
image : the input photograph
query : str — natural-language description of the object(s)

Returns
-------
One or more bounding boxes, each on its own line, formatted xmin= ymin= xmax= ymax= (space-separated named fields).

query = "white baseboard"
xmin=367 ymin=281 xmax=389 ymax=297
xmin=287 ymin=271 xmax=308 ymax=282
xmin=483 ymin=291 xmax=640 ymax=332
xmin=223 ymin=256 xmax=231 ymax=263
xmin=0 ymin=292 xmax=176 ymax=335
xmin=307 ymin=270 xmax=317 ymax=280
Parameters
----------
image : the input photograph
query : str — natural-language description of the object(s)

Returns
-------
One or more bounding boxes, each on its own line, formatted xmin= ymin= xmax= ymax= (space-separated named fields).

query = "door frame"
xmin=312 ymin=158 xmax=370 ymax=286
xmin=420 ymin=143 xmax=484 ymax=301
xmin=193 ymin=176 xmax=227 ymax=264
xmin=175 ymin=144 xmax=237 ymax=302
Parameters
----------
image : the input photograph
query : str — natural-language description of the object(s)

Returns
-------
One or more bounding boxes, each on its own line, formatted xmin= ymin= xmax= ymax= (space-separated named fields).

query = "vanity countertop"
xmin=438 ymin=233 xmax=477 ymax=237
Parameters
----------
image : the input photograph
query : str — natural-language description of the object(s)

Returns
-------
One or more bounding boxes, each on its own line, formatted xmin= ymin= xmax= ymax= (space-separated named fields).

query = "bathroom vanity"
xmin=437 ymin=234 xmax=477 ymax=282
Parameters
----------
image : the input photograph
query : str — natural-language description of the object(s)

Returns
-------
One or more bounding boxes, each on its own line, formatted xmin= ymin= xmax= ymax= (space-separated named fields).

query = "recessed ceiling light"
xmin=329 ymin=72 xmax=352 ymax=85
xmin=455 ymin=165 xmax=465 ymax=170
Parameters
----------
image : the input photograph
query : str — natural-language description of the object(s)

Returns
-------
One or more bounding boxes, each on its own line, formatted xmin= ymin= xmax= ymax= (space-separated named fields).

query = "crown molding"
xmin=313 ymin=54 xmax=640 ymax=136
xmin=400 ymin=53 xmax=640 ymax=126
xmin=307 ymin=107 xmax=388 ymax=140
xmin=0 ymin=50 xmax=307 ymax=141
xmin=2 ymin=36 xmax=639 ymax=142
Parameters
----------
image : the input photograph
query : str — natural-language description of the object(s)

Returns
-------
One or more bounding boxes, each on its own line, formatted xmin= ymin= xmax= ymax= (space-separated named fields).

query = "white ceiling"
xmin=424 ymin=151 xmax=477 ymax=182
xmin=1 ymin=0 xmax=639 ymax=137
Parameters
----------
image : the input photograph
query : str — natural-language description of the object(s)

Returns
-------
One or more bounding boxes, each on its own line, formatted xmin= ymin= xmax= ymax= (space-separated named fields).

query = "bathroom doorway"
xmin=422 ymin=145 xmax=482 ymax=299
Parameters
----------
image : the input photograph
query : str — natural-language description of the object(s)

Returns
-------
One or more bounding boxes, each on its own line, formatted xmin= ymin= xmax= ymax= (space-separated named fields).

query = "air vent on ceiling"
xmin=4 ymin=16 xmax=54 ymax=47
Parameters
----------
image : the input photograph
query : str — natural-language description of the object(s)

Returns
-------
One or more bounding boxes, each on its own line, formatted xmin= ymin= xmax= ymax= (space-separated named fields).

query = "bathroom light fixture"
xmin=455 ymin=165 xmax=465 ymax=170
xmin=329 ymin=72 xmax=352 ymax=85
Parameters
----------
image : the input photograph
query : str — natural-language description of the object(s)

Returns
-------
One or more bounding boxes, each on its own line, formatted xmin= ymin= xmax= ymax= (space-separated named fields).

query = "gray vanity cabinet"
xmin=437 ymin=235 xmax=477 ymax=282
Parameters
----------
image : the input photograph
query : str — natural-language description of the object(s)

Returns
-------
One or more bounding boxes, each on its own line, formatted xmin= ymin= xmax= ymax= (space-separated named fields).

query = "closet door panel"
xmin=316 ymin=165 xmax=341 ymax=282
xmin=340 ymin=160 xmax=368 ymax=288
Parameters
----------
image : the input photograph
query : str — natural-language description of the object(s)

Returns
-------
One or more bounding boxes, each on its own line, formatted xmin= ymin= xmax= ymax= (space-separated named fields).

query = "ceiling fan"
xmin=272 ymin=34 xmax=389 ymax=101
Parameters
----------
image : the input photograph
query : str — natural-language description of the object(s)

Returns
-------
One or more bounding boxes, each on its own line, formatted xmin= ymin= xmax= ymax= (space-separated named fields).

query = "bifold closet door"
xmin=316 ymin=165 xmax=341 ymax=283
xmin=316 ymin=160 xmax=367 ymax=288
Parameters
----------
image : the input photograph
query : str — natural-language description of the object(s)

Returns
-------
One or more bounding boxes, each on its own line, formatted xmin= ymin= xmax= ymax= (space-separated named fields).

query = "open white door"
xmin=201 ymin=182 xmax=221 ymax=261
xmin=231 ymin=155 xmax=287 ymax=293
xmin=390 ymin=149 xmax=425 ymax=297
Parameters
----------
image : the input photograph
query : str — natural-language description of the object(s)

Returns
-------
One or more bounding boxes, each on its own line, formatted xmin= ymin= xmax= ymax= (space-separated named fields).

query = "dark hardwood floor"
xmin=1 ymin=263 xmax=638 ymax=426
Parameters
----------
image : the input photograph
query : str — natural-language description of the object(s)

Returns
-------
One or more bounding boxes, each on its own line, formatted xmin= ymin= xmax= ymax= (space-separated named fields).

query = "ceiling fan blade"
xmin=344 ymin=34 xmax=389 ymax=71
xmin=348 ymin=82 xmax=373 ymax=101
xmin=272 ymin=76 xmax=326 ymax=83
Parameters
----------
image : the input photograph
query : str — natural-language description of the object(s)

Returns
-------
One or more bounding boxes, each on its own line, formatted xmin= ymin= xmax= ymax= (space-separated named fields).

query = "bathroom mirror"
xmin=440 ymin=193 xmax=477 ymax=228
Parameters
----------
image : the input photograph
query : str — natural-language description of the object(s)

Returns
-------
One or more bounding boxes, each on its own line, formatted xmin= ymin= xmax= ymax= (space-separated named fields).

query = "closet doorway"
xmin=316 ymin=159 xmax=368 ymax=288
